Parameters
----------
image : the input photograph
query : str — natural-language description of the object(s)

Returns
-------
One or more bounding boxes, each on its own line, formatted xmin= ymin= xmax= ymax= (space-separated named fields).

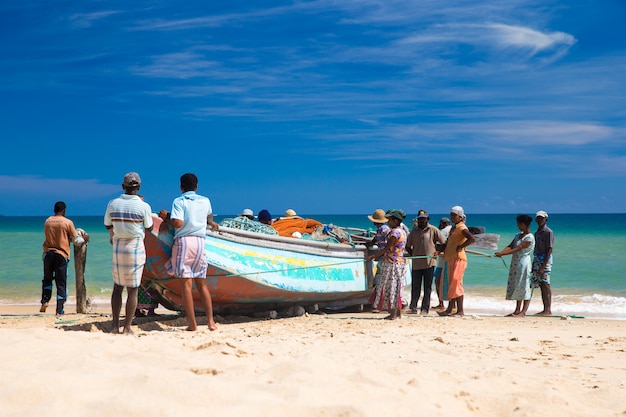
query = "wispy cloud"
xmin=0 ymin=176 xmax=119 ymax=198
xmin=68 ymin=10 xmax=122 ymax=29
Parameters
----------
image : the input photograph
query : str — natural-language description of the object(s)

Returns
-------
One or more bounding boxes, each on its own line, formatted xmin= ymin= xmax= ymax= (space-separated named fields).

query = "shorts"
xmin=166 ymin=235 xmax=207 ymax=278
xmin=531 ymin=254 xmax=552 ymax=288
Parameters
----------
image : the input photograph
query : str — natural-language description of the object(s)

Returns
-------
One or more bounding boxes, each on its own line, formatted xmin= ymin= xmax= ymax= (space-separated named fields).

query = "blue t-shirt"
xmin=170 ymin=191 xmax=212 ymax=238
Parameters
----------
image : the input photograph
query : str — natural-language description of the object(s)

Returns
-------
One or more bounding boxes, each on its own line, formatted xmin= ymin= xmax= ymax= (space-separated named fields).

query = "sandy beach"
xmin=1 ymin=305 xmax=625 ymax=417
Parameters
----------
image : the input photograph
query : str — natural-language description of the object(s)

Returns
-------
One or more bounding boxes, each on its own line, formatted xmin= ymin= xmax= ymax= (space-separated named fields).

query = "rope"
xmin=144 ymin=252 xmax=509 ymax=288
xmin=144 ymin=254 xmax=436 ymax=287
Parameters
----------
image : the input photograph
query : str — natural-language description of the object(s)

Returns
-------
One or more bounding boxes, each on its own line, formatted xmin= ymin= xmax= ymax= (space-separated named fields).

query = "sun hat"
xmin=239 ymin=208 xmax=254 ymax=217
xmin=284 ymin=209 xmax=301 ymax=219
xmin=123 ymin=172 xmax=141 ymax=187
xmin=367 ymin=209 xmax=388 ymax=224
xmin=417 ymin=209 xmax=429 ymax=219
xmin=450 ymin=206 xmax=465 ymax=217
xmin=536 ymin=210 xmax=548 ymax=218
xmin=385 ymin=209 xmax=406 ymax=221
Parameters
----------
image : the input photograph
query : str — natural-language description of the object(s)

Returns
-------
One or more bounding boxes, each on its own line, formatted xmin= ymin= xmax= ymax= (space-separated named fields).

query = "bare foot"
xmin=512 ymin=313 xmax=526 ymax=318
xmin=109 ymin=326 xmax=120 ymax=334
xmin=437 ymin=310 xmax=451 ymax=316
xmin=535 ymin=311 xmax=551 ymax=316
xmin=432 ymin=305 xmax=445 ymax=311
xmin=122 ymin=328 xmax=134 ymax=335
xmin=186 ymin=326 xmax=198 ymax=331
xmin=450 ymin=312 xmax=465 ymax=317
xmin=208 ymin=322 xmax=218 ymax=331
xmin=505 ymin=312 xmax=520 ymax=317
xmin=383 ymin=315 xmax=397 ymax=320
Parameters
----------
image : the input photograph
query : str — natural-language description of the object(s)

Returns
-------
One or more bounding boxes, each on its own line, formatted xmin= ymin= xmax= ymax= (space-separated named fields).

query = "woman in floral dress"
xmin=367 ymin=209 xmax=407 ymax=320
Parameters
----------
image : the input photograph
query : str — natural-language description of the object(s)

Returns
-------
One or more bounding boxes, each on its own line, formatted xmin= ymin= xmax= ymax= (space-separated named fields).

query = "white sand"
xmin=1 ymin=305 xmax=625 ymax=417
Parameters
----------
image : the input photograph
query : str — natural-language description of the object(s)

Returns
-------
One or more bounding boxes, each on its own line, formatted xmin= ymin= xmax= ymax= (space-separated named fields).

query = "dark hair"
xmin=53 ymin=201 xmax=66 ymax=214
xmin=180 ymin=173 xmax=198 ymax=192
xmin=516 ymin=214 xmax=532 ymax=226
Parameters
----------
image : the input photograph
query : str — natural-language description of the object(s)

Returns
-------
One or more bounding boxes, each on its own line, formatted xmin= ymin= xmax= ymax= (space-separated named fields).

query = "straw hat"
xmin=283 ymin=209 xmax=301 ymax=219
xmin=367 ymin=209 xmax=388 ymax=224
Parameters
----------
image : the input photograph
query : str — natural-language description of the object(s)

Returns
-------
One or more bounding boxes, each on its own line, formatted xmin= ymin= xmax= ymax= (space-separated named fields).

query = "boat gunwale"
xmin=207 ymin=225 xmax=370 ymax=259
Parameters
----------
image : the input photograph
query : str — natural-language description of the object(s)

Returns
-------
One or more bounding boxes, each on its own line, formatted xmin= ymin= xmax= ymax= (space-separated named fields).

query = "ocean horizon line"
xmin=2 ymin=212 xmax=626 ymax=217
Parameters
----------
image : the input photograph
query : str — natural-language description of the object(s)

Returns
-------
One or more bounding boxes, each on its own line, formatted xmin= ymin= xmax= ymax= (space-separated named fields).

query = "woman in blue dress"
xmin=495 ymin=214 xmax=535 ymax=317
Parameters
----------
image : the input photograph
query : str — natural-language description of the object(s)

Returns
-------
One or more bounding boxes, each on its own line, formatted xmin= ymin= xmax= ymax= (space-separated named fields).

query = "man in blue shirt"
xmin=159 ymin=173 xmax=218 ymax=331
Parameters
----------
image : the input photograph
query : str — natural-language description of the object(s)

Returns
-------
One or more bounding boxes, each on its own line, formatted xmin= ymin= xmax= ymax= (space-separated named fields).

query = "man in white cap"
xmin=532 ymin=211 xmax=554 ymax=315
xmin=104 ymin=172 xmax=153 ymax=334
xmin=238 ymin=208 xmax=255 ymax=220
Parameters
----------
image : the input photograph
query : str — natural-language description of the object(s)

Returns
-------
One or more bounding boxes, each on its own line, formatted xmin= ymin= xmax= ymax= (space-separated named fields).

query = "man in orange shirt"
xmin=41 ymin=201 xmax=89 ymax=315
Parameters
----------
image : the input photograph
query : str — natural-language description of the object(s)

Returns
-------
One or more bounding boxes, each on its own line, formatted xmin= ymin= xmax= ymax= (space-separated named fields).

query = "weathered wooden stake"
xmin=74 ymin=236 xmax=88 ymax=314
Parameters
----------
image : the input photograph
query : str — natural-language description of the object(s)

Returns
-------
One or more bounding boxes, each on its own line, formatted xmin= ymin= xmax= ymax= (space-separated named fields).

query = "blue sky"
xmin=1 ymin=1 xmax=625 ymax=216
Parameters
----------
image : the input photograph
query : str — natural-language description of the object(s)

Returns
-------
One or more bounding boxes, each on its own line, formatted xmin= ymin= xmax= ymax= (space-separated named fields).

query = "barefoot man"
xmin=159 ymin=173 xmax=218 ymax=331
xmin=104 ymin=172 xmax=153 ymax=335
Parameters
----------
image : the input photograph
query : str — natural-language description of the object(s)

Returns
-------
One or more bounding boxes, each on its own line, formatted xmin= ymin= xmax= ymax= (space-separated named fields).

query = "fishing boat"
xmin=142 ymin=216 xmax=379 ymax=313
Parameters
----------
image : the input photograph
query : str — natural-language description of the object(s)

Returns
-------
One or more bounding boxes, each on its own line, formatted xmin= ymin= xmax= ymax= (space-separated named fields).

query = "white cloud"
xmin=482 ymin=121 xmax=612 ymax=145
xmin=0 ymin=176 xmax=119 ymax=198
xmin=400 ymin=22 xmax=576 ymax=62
xmin=130 ymin=52 xmax=219 ymax=79
xmin=69 ymin=11 xmax=122 ymax=29
xmin=486 ymin=23 xmax=576 ymax=53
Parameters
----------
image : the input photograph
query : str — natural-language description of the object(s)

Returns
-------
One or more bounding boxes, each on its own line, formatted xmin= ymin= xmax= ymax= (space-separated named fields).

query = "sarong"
xmin=447 ymin=258 xmax=467 ymax=300
xmin=166 ymin=235 xmax=207 ymax=278
xmin=369 ymin=260 xmax=405 ymax=311
xmin=112 ymin=238 xmax=146 ymax=288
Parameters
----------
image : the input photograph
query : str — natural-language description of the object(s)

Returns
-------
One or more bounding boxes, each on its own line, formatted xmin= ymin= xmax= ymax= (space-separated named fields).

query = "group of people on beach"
xmin=363 ymin=206 xmax=554 ymax=319
xmin=40 ymin=172 xmax=219 ymax=334
xmin=39 ymin=175 xmax=554 ymax=330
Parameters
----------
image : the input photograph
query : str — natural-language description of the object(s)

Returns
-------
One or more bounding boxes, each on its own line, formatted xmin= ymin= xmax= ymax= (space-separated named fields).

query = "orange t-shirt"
xmin=43 ymin=215 xmax=77 ymax=260
xmin=444 ymin=222 xmax=469 ymax=262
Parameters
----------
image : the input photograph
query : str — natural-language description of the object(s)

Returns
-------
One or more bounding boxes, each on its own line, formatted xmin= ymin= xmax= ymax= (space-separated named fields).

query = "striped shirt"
xmin=104 ymin=194 xmax=153 ymax=239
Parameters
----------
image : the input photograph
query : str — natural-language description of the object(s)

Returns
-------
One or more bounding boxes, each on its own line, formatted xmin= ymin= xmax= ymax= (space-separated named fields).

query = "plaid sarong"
xmin=112 ymin=237 xmax=146 ymax=288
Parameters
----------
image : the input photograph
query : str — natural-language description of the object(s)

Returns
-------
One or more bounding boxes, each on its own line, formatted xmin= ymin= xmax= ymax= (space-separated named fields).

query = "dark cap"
xmin=123 ymin=172 xmax=141 ymax=187
xmin=417 ymin=209 xmax=429 ymax=219
xmin=385 ymin=209 xmax=406 ymax=221
xmin=258 ymin=209 xmax=272 ymax=222
xmin=440 ymin=217 xmax=451 ymax=224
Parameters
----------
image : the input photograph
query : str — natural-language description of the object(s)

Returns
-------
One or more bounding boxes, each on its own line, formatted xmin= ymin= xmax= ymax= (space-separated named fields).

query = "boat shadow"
xmin=57 ymin=310 xmax=347 ymax=333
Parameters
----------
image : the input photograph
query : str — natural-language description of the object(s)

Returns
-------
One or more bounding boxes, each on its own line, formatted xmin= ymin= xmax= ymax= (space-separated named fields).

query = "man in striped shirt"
xmin=104 ymin=172 xmax=153 ymax=334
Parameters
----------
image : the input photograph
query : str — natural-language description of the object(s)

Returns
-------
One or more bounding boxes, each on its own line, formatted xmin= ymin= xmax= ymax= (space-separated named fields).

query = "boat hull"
xmin=143 ymin=216 xmax=375 ymax=311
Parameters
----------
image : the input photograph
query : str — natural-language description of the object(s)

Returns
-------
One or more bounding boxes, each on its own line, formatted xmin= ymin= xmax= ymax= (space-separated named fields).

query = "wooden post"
xmin=74 ymin=229 xmax=88 ymax=314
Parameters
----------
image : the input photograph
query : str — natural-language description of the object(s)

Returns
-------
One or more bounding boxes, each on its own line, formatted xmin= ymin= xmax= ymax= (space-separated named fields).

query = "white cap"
xmin=240 ymin=208 xmax=254 ymax=217
xmin=536 ymin=210 xmax=548 ymax=218
xmin=450 ymin=206 xmax=465 ymax=217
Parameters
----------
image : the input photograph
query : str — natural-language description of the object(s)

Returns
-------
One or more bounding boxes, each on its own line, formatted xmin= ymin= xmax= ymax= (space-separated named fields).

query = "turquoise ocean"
xmin=1 ymin=214 xmax=624 ymax=319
